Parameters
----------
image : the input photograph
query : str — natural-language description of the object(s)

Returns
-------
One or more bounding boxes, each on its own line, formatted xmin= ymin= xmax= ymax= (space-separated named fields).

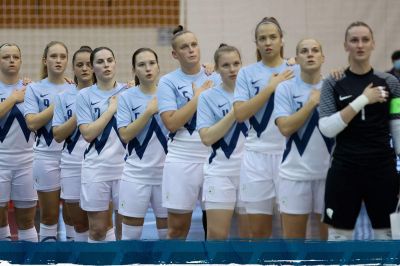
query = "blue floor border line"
xmin=1 ymin=240 xmax=399 ymax=265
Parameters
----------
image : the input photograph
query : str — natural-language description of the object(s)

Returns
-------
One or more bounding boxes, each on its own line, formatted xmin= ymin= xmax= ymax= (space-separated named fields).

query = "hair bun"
xmin=80 ymin=45 xmax=92 ymax=50
xmin=172 ymin=25 xmax=184 ymax=35
xmin=218 ymin=43 xmax=228 ymax=48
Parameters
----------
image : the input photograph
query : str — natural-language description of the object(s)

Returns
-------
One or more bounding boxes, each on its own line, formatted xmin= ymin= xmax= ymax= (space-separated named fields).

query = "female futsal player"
xmin=197 ymin=44 xmax=249 ymax=240
xmin=319 ymin=21 xmax=400 ymax=240
xmin=0 ymin=43 xmax=37 ymax=241
xmin=274 ymin=38 xmax=333 ymax=239
xmin=52 ymin=46 xmax=94 ymax=242
xmin=233 ymin=17 xmax=297 ymax=238
xmin=157 ymin=26 xmax=220 ymax=239
xmin=117 ymin=48 xmax=168 ymax=240
xmin=25 ymin=41 xmax=75 ymax=242
xmin=76 ymin=47 xmax=126 ymax=242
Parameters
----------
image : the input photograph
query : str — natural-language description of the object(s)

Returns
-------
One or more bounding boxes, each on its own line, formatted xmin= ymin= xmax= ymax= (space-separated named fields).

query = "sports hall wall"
xmin=0 ymin=0 xmax=399 ymax=82
xmin=186 ymin=0 xmax=400 ymax=76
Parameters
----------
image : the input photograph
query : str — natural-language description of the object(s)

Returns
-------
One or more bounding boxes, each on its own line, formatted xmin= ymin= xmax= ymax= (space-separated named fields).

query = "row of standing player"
xmin=1 ymin=17 xmax=399 ymax=242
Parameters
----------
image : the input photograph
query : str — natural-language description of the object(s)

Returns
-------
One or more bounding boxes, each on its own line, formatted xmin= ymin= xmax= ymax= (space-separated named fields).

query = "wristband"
xmin=349 ymin=94 xmax=368 ymax=113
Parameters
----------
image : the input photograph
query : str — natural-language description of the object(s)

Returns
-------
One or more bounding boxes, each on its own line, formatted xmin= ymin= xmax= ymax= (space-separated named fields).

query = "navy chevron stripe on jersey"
xmin=85 ymin=116 xmax=125 ymax=156
xmin=282 ymin=110 xmax=334 ymax=162
xmin=36 ymin=127 xmax=54 ymax=146
xmin=168 ymin=112 xmax=197 ymax=141
xmin=168 ymin=132 xmax=176 ymax=141
xmin=184 ymin=112 xmax=197 ymax=135
xmin=249 ymin=94 xmax=275 ymax=137
xmin=64 ymin=130 xmax=82 ymax=154
xmin=127 ymin=117 xmax=168 ymax=159
xmin=209 ymin=123 xmax=248 ymax=164
xmin=0 ymin=105 xmax=30 ymax=142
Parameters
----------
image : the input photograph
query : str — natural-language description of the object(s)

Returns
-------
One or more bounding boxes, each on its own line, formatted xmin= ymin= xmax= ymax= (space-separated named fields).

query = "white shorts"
xmin=60 ymin=178 xmax=80 ymax=201
xmin=162 ymin=162 xmax=204 ymax=211
xmin=239 ymin=151 xmax=281 ymax=202
xmin=279 ymin=178 xmax=325 ymax=215
xmin=203 ymin=175 xmax=243 ymax=211
xmin=118 ymin=180 xmax=167 ymax=218
xmin=80 ymin=180 xmax=120 ymax=212
xmin=0 ymin=167 xmax=37 ymax=203
xmin=33 ymin=159 xmax=61 ymax=192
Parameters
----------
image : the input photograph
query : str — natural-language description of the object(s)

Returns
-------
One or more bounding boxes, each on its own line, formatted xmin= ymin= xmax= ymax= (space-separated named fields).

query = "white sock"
xmin=65 ymin=224 xmax=75 ymax=241
xmin=157 ymin=228 xmax=168 ymax=240
xmin=18 ymin=227 xmax=38 ymax=242
xmin=328 ymin=227 xmax=353 ymax=241
xmin=88 ymin=237 xmax=103 ymax=243
xmin=121 ymin=224 xmax=142 ymax=240
xmin=39 ymin=223 xmax=57 ymax=242
xmin=0 ymin=225 xmax=11 ymax=241
xmin=75 ymin=230 xmax=89 ymax=242
xmin=374 ymin=228 xmax=392 ymax=240
xmin=105 ymin=227 xmax=116 ymax=241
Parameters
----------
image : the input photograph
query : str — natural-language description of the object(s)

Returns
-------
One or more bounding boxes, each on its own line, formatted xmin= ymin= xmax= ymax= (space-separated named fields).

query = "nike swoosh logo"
xmin=91 ymin=101 xmax=100 ymax=105
xmin=218 ymin=102 xmax=228 ymax=108
xmin=339 ymin=95 xmax=352 ymax=101
xmin=251 ymin=80 xmax=261 ymax=85
xmin=132 ymin=105 xmax=142 ymax=112
xmin=40 ymin=93 xmax=49 ymax=97
xmin=66 ymin=103 xmax=73 ymax=108
xmin=293 ymin=95 xmax=302 ymax=99
xmin=177 ymin=86 xmax=186 ymax=90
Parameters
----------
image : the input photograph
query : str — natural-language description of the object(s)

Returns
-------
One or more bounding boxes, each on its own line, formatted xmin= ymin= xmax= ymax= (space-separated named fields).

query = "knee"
xmin=168 ymin=227 xmax=188 ymax=239
xmin=75 ymin=223 xmax=89 ymax=233
xmin=74 ymin=216 xmax=89 ymax=232
xmin=40 ymin=206 xmax=59 ymax=224
xmin=0 ymin=207 xmax=8 ymax=227
xmin=251 ymin=228 xmax=271 ymax=239
xmin=90 ymin=224 xmax=108 ymax=241
xmin=207 ymin=227 xmax=229 ymax=240
xmin=16 ymin=218 xmax=34 ymax=230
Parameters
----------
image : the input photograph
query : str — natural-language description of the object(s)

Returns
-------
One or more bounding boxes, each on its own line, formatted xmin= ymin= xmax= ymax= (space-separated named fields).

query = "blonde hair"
xmin=171 ymin=25 xmax=195 ymax=49
xmin=40 ymin=41 xmax=68 ymax=79
xmin=295 ymin=38 xmax=323 ymax=55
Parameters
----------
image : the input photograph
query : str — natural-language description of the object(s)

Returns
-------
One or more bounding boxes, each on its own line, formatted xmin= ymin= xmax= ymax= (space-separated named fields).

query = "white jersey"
xmin=117 ymin=86 xmax=168 ymax=185
xmin=0 ymin=80 xmax=35 ymax=170
xmin=76 ymin=83 xmax=127 ymax=183
xmin=234 ymin=61 xmax=299 ymax=154
xmin=197 ymin=85 xmax=248 ymax=176
xmin=157 ymin=67 xmax=220 ymax=163
xmin=24 ymin=78 xmax=75 ymax=160
xmin=274 ymin=75 xmax=334 ymax=181
xmin=52 ymin=87 xmax=87 ymax=172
